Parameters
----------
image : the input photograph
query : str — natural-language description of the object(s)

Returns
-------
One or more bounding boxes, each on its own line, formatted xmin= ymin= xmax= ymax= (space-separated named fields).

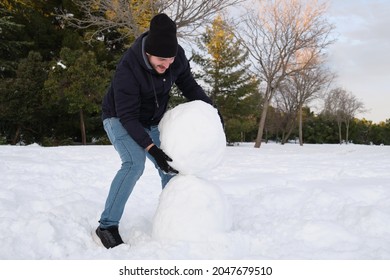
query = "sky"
xmin=327 ymin=0 xmax=390 ymax=123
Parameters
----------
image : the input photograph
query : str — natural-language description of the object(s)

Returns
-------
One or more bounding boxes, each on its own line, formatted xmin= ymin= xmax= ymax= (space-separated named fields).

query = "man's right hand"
xmin=147 ymin=145 xmax=178 ymax=174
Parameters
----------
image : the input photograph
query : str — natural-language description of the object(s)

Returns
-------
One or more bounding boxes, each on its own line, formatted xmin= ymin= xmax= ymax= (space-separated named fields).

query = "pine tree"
xmin=193 ymin=15 xmax=260 ymax=142
xmin=0 ymin=51 xmax=48 ymax=144
xmin=0 ymin=8 xmax=32 ymax=78
xmin=44 ymin=47 xmax=110 ymax=144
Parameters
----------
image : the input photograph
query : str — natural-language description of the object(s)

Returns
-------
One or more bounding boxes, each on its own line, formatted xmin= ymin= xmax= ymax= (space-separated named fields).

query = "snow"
xmin=1 ymin=142 xmax=390 ymax=260
xmin=56 ymin=61 xmax=66 ymax=69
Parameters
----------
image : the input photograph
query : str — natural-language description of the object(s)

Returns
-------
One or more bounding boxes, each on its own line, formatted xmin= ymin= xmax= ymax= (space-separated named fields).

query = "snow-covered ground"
xmin=1 ymin=142 xmax=390 ymax=260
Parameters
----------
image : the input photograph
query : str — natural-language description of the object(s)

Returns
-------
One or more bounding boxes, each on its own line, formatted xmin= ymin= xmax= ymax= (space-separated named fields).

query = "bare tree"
xmin=323 ymin=88 xmax=346 ymax=143
xmin=343 ymin=93 xmax=365 ymax=143
xmin=237 ymin=0 xmax=335 ymax=148
xmin=273 ymin=82 xmax=300 ymax=144
xmin=60 ymin=0 xmax=150 ymax=42
xmin=323 ymin=88 xmax=365 ymax=144
xmin=276 ymin=54 xmax=334 ymax=145
xmin=59 ymin=0 xmax=245 ymax=43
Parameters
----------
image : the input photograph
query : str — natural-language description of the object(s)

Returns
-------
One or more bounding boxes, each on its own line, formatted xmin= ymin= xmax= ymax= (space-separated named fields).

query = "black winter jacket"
xmin=102 ymin=32 xmax=212 ymax=149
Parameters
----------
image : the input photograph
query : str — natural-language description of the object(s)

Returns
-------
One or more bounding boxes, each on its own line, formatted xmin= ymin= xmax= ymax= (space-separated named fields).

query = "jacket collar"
xmin=141 ymin=35 xmax=153 ymax=71
xmin=130 ymin=32 xmax=153 ymax=73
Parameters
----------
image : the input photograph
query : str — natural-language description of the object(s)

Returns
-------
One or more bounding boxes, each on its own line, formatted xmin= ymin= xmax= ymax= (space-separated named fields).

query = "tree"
xmin=238 ymin=0 xmax=335 ymax=148
xmin=192 ymin=15 xmax=260 ymax=143
xmin=1 ymin=1 xmax=72 ymax=60
xmin=344 ymin=95 xmax=365 ymax=143
xmin=59 ymin=0 xmax=245 ymax=43
xmin=370 ymin=120 xmax=390 ymax=145
xmin=263 ymin=105 xmax=284 ymax=142
xmin=0 ymin=8 xmax=32 ymax=78
xmin=44 ymin=48 xmax=110 ymax=144
xmin=273 ymin=82 xmax=300 ymax=144
xmin=58 ymin=0 xmax=153 ymax=46
xmin=0 ymin=51 xmax=48 ymax=144
xmin=275 ymin=53 xmax=334 ymax=145
xmin=323 ymin=88 xmax=344 ymax=143
xmin=303 ymin=111 xmax=339 ymax=144
xmin=323 ymin=87 xmax=365 ymax=144
xmin=350 ymin=118 xmax=372 ymax=145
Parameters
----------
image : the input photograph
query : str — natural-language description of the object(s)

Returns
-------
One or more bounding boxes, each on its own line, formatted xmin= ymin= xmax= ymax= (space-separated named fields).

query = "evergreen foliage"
xmin=0 ymin=8 xmax=32 ymax=78
xmin=44 ymin=48 xmax=110 ymax=144
xmin=192 ymin=15 xmax=260 ymax=142
xmin=0 ymin=51 xmax=47 ymax=144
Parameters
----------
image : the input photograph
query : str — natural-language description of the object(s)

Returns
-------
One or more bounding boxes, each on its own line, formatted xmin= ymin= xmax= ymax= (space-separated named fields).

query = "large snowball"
xmin=159 ymin=100 xmax=226 ymax=175
xmin=152 ymin=175 xmax=232 ymax=242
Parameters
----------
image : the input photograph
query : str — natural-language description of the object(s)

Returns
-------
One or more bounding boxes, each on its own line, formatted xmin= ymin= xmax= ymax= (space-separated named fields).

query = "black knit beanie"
xmin=145 ymin=14 xmax=178 ymax=58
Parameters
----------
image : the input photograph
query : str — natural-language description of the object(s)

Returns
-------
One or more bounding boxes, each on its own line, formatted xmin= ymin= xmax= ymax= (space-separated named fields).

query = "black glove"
xmin=148 ymin=145 xmax=178 ymax=174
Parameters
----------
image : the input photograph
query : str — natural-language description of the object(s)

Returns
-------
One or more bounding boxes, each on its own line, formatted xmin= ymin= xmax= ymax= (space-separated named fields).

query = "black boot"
xmin=95 ymin=226 xmax=124 ymax=249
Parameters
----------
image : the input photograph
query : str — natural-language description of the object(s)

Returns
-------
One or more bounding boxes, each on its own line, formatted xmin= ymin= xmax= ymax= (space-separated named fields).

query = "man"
xmin=95 ymin=13 xmax=214 ymax=249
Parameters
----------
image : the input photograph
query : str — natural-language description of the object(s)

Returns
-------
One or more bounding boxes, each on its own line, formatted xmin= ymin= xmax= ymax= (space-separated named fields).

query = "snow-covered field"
xmin=1 ymin=142 xmax=390 ymax=260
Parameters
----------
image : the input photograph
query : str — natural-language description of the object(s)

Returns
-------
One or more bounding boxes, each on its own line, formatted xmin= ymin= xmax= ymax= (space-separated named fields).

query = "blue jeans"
xmin=99 ymin=117 xmax=174 ymax=228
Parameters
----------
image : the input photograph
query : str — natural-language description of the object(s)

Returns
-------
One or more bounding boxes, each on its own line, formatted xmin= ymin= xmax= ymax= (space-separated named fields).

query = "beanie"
xmin=145 ymin=14 xmax=178 ymax=58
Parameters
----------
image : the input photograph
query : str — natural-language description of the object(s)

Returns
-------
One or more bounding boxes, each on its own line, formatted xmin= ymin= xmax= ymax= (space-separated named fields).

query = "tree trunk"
xmin=12 ymin=125 xmax=21 ymax=145
xmin=281 ymin=119 xmax=296 ymax=144
xmin=281 ymin=131 xmax=286 ymax=145
xmin=255 ymin=85 xmax=276 ymax=148
xmin=254 ymin=99 xmax=270 ymax=148
xmin=337 ymin=120 xmax=342 ymax=144
xmin=80 ymin=108 xmax=86 ymax=145
xmin=299 ymin=105 xmax=303 ymax=146
xmin=345 ymin=120 xmax=350 ymax=144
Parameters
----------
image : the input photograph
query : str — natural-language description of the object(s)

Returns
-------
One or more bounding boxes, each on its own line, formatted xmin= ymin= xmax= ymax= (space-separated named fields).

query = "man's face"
xmin=147 ymin=54 xmax=175 ymax=74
